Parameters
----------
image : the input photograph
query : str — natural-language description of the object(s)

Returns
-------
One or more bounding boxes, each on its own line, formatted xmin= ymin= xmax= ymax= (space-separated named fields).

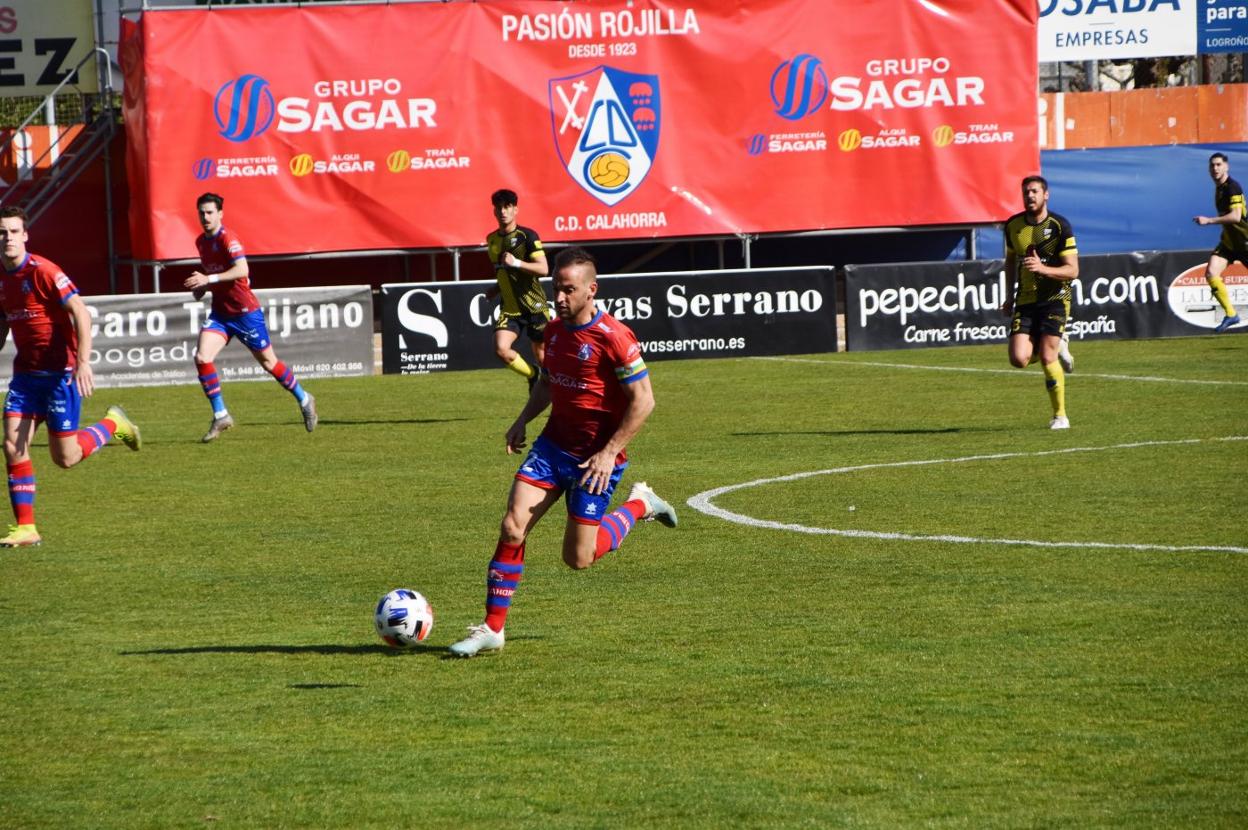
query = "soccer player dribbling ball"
xmin=183 ymin=193 xmax=317 ymax=442
xmin=449 ymin=247 xmax=677 ymax=658
xmin=0 ymin=206 xmax=140 ymax=548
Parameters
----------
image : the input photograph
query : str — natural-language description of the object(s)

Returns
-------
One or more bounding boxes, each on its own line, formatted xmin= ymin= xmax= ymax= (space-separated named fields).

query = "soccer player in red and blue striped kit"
xmin=0 ymin=206 xmax=140 ymax=548
xmin=449 ymin=246 xmax=677 ymax=658
xmin=183 ymin=193 xmax=317 ymax=443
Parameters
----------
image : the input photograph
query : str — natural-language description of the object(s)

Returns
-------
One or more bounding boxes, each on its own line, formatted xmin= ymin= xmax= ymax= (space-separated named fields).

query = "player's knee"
xmin=50 ymin=452 xmax=76 ymax=470
xmin=562 ymin=545 xmax=594 ymax=570
xmin=498 ymin=515 xmax=527 ymax=546
xmin=495 ymin=346 xmax=515 ymax=363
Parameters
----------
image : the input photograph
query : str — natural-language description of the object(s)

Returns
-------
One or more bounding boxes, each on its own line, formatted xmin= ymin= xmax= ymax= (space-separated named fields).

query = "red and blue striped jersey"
xmin=196 ymin=225 xmax=260 ymax=317
xmin=539 ymin=308 xmax=648 ymax=462
xmin=0 ymin=252 xmax=80 ymax=373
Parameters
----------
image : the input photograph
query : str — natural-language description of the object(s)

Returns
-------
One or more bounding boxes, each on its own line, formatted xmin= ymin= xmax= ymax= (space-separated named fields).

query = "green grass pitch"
xmin=1 ymin=335 xmax=1245 ymax=828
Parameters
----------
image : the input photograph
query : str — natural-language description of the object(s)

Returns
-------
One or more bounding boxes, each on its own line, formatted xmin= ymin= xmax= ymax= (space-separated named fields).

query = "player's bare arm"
xmin=502 ymin=250 xmax=547 ymax=276
xmin=1025 ymin=251 xmax=1079 ymax=282
xmin=184 ymin=257 xmax=250 ymax=291
xmin=505 ymin=380 xmax=552 ymax=454
xmin=1194 ymin=204 xmax=1245 ymax=226
xmin=578 ymin=374 xmax=656 ymax=495
xmin=66 ymin=294 xmax=95 ymax=398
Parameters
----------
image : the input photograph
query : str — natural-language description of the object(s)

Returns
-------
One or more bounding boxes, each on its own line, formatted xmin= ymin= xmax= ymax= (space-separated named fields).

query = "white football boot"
xmin=448 ymin=623 xmax=505 ymax=658
xmin=300 ymin=393 xmax=318 ymax=432
xmin=627 ymin=481 xmax=678 ymax=528
xmin=1049 ymin=415 xmax=1070 ymax=430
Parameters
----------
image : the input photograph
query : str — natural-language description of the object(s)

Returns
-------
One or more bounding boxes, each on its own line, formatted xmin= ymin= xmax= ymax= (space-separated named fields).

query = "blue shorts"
xmin=515 ymin=435 xmax=628 ymax=526
xmin=203 ymin=308 xmax=271 ymax=352
xmin=4 ymin=371 xmax=81 ymax=435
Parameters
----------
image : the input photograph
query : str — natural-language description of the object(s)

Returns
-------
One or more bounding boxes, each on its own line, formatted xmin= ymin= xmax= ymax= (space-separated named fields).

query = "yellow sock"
xmin=506 ymin=354 xmax=535 ymax=379
xmin=1043 ymin=360 xmax=1066 ymax=418
xmin=1207 ymin=276 xmax=1238 ymax=317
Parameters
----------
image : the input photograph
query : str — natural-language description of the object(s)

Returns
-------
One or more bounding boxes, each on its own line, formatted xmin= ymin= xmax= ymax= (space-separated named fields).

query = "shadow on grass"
xmin=731 ymin=426 xmax=1000 ymax=437
xmin=316 ymin=417 xmax=472 ymax=427
xmin=121 ymin=643 xmax=451 ymax=657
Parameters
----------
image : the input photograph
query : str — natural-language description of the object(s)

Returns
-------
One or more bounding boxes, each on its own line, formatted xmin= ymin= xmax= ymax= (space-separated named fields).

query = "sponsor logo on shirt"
xmin=548 ymin=372 xmax=590 ymax=390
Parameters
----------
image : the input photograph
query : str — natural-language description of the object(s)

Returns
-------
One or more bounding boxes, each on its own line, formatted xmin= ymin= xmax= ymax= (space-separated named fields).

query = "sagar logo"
xmin=214 ymin=75 xmax=275 ymax=142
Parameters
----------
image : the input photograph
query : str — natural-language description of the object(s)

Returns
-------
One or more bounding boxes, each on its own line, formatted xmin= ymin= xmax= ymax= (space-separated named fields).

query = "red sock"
xmin=75 ymin=418 xmax=117 ymax=459
xmin=594 ymin=499 xmax=647 ymax=560
xmin=484 ymin=540 xmax=525 ymax=633
xmin=7 ymin=459 xmax=35 ymax=525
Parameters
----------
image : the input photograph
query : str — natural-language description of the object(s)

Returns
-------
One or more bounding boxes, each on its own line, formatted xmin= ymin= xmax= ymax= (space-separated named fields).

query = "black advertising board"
xmin=844 ymin=250 xmax=1241 ymax=351
xmin=382 ymin=267 xmax=837 ymax=373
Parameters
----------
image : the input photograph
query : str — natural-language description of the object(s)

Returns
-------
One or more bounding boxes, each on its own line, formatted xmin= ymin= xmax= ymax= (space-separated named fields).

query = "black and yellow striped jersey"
xmin=1004 ymin=211 xmax=1077 ymax=306
xmin=1214 ymin=176 xmax=1248 ymax=251
xmin=487 ymin=225 xmax=548 ymax=315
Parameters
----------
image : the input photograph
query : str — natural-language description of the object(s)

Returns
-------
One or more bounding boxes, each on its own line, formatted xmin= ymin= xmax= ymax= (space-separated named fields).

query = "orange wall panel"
xmin=1059 ymin=92 xmax=1111 ymax=148
xmin=1041 ymin=84 xmax=1248 ymax=150
xmin=1197 ymin=85 xmax=1248 ymax=141
xmin=1109 ymin=88 xmax=1199 ymax=145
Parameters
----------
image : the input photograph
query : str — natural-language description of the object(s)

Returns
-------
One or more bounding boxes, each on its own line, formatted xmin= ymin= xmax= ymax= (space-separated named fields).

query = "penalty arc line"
xmin=686 ymin=436 xmax=1248 ymax=555
xmin=752 ymin=356 xmax=1248 ymax=386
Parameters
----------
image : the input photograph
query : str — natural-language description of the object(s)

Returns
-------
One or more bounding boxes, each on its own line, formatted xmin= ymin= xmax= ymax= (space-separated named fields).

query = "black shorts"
xmin=495 ymin=307 xmax=552 ymax=341
xmin=1011 ymin=300 xmax=1068 ymax=338
xmin=1213 ymin=243 xmax=1248 ymax=265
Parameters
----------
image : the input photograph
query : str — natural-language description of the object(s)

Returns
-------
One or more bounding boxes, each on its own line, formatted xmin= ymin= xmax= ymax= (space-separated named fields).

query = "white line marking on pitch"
xmin=754 ymin=356 xmax=1248 ymax=386
xmin=687 ymin=437 xmax=1248 ymax=554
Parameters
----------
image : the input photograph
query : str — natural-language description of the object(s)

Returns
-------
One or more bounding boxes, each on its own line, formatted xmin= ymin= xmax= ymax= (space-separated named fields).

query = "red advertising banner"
xmin=122 ymin=0 xmax=1038 ymax=261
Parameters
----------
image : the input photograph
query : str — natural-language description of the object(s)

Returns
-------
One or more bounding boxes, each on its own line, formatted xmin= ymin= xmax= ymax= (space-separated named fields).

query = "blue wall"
xmin=596 ymin=142 xmax=1247 ymax=273
xmin=976 ymin=143 xmax=1248 ymax=258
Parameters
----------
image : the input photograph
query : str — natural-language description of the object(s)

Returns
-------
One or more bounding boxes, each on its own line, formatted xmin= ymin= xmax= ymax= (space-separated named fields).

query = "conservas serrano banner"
xmin=844 ymin=251 xmax=1246 ymax=351
xmin=382 ymin=267 xmax=836 ymax=374
xmin=123 ymin=0 xmax=1038 ymax=260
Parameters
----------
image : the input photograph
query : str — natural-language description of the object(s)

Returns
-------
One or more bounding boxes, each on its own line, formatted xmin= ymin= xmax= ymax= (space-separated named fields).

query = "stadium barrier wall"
xmin=0 ymin=285 xmax=375 ymax=391
xmin=844 ymin=250 xmax=1247 ymax=351
xmin=1040 ymin=85 xmax=1248 ymax=151
xmin=987 ymin=143 xmax=1248 ymax=258
xmin=381 ymin=267 xmax=837 ymax=374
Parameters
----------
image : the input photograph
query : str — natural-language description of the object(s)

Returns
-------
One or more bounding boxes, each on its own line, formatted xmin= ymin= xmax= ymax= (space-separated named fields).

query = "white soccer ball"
xmin=374 ymin=588 xmax=434 ymax=648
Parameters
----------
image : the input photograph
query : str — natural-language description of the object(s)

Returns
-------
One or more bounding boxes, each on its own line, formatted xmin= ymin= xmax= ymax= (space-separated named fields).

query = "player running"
xmin=1192 ymin=152 xmax=1245 ymax=332
xmin=484 ymin=189 xmax=550 ymax=388
xmin=0 ymin=206 xmax=140 ymax=548
xmin=449 ymin=247 xmax=676 ymax=658
xmin=183 ymin=193 xmax=317 ymax=442
xmin=1001 ymin=175 xmax=1080 ymax=430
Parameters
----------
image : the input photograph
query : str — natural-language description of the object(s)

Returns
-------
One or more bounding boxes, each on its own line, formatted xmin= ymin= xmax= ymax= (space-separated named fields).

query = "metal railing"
xmin=0 ymin=47 xmax=116 ymax=223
